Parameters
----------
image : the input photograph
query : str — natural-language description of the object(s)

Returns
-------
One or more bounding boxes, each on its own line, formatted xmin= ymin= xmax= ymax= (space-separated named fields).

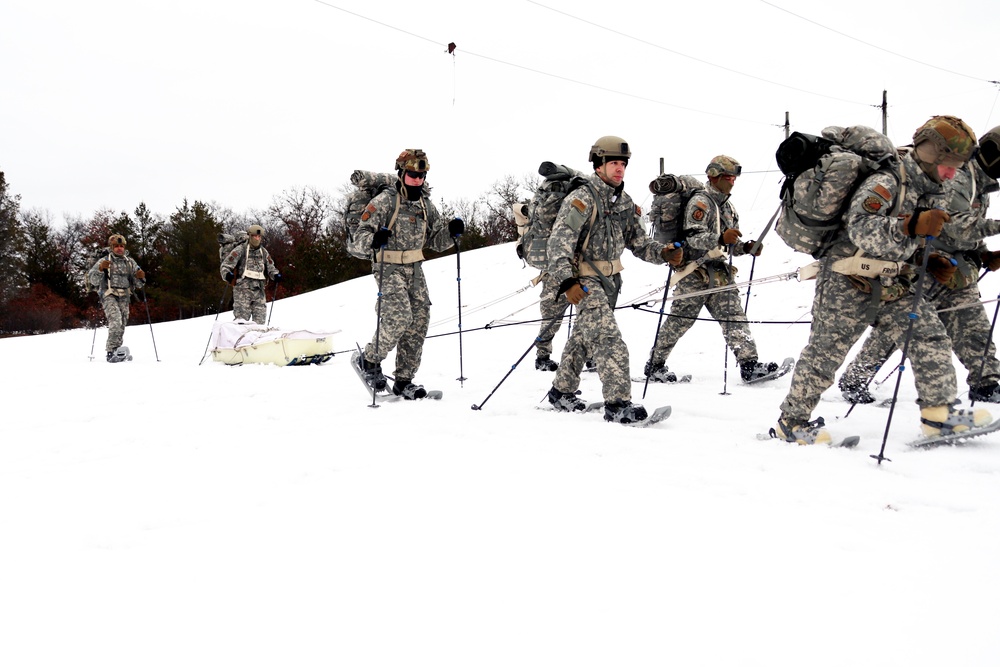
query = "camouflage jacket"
xmin=945 ymin=160 xmax=1000 ymax=245
xmin=87 ymin=248 xmax=144 ymax=296
xmin=682 ymin=182 xmax=746 ymax=262
xmin=546 ymin=172 xmax=665 ymax=287
xmin=220 ymin=243 xmax=279 ymax=286
xmin=840 ymin=149 xmax=947 ymax=263
xmin=351 ymin=182 xmax=451 ymax=262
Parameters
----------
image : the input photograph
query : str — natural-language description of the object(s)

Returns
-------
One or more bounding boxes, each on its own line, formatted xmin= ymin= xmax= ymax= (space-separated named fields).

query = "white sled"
xmin=210 ymin=320 xmax=339 ymax=367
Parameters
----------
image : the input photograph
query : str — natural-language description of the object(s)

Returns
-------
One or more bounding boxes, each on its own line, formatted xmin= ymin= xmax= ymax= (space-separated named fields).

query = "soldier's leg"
xmin=877 ymin=296 xmax=956 ymax=409
xmin=103 ymin=295 xmax=125 ymax=351
xmin=394 ymin=268 xmax=431 ymax=380
xmin=938 ymin=283 xmax=1000 ymax=388
xmin=840 ymin=325 xmax=896 ymax=390
xmin=250 ymin=285 xmax=267 ymax=323
xmin=536 ymin=274 xmax=564 ymax=359
xmin=365 ymin=268 xmax=411 ymax=364
xmin=705 ymin=288 xmax=757 ymax=362
xmin=650 ymin=275 xmax=706 ymax=366
xmin=780 ymin=275 xmax=871 ymax=422
xmin=232 ymin=284 xmax=252 ymax=320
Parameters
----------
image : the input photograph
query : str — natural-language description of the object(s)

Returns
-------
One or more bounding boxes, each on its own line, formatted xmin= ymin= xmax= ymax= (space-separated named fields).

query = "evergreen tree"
xmin=158 ymin=200 xmax=223 ymax=318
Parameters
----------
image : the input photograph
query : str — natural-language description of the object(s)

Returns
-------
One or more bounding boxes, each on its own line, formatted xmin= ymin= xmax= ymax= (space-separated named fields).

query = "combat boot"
xmin=644 ymin=360 xmax=677 ymax=383
xmin=357 ymin=354 xmax=387 ymax=391
xmin=535 ymin=355 xmax=559 ymax=371
xmin=740 ymin=358 xmax=779 ymax=383
xmin=919 ymin=405 xmax=992 ymax=437
xmin=547 ymin=386 xmax=586 ymax=412
xmin=969 ymin=382 xmax=1000 ymax=403
xmin=392 ymin=379 xmax=427 ymax=400
xmin=603 ymin=400 xmax=648 ymax=424
xmin=772 ymin=416 xmax=832 ymax=445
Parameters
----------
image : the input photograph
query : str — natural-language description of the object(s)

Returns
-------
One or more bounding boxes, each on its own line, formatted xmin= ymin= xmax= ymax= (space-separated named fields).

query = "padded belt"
xmin=376 ymin=249 xmax=425 ymax=264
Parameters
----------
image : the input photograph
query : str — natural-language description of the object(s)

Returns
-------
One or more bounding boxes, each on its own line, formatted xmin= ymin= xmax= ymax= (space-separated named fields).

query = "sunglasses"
xmin=405 ymin=171 xmax=427 ymax=179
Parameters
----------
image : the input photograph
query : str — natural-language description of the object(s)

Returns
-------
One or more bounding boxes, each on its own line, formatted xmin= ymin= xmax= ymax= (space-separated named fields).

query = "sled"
xmin=210 ymin=320 xmax=339 ymax=367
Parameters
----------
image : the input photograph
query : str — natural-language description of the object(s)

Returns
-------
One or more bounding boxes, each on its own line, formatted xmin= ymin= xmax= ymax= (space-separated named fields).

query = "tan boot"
xmin=919 ymin=405 xmax=992 ymax=437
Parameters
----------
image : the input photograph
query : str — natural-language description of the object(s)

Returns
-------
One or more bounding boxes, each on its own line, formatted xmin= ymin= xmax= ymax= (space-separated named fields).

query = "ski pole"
xmin=88 ymin=296 xmax=102 ymax=361
xmin=454 ymin=235 xmax=466 ymax=384
xmin=872 ymin=234 xmax=937 ymax=465
xmin=198 ymin=282 xmax=231 ymax=365
xmin=267 ymin=282 xmax=279 ymax=326
xmin=140 ymin=287 xmax=160 ymax=362
xmin=368 ymin=238 xmax=389 ymax=408
xmin=721 ymin=245 xmax=735 ymax=396
xmin=472 ymin=305 xmax=569 ymax=411
xmin=641 ymin=242 xmax=680 ymax=400
xmin=742 ymin=204 xmax=780 ymax=314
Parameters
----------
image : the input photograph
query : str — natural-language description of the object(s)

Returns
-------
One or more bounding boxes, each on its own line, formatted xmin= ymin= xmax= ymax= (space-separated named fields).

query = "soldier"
xmin=838 ymin=125 xmax=1000 ymax=405
xmin=220 ymin=224 xmax=281 ymax=323
xmin=513 ymin=199 xmax=563 ymax=371
xmin=645 ymin=155 xmax=780 ymax=383
xmin=87 ymin=234 xmax=145 ymax=362
xmin=774 ymin=116 xmax=992 ymax=444
xmin=544 ymin=135 xmax=683 ymax=423
xmin=351 ymin=149 xmax=464 ymax=399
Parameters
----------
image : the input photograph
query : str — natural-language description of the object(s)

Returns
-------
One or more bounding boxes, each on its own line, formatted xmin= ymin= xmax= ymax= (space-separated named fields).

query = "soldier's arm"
xmin=682 ymin=194 xmax=718 ymax=251
xmin=844 ymin=173 xmax=919 ymax=261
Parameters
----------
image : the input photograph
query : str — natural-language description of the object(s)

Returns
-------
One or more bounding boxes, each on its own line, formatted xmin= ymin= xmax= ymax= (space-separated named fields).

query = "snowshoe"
xmin=547 ymin=386 xmax=587 ymax=412
xmin=840 ymin=382 xmax=875 ymax=405
xmin=644 ymin=360 xmax=677 ymax=384
xmin=535 ymin=355 xmax=559 ymax=372
xmin=740 ymin=358 xmax=779 ymax=383
xmin=108 ymin=346 xmax=132 ymax=363
xmin=392 ymin=379 xmax=428 ymax=400
xmin=603 ymin=400 xmax=648 ymax=424
xmin=356 ymin=352 xmax=387 ymax=392
xmin=919 ymin=405 xmax=993 ymax=438
xmin=770 ymin=416 xmax=832 ymax=446
xmin=969 ymin=382 xmax=1000 ymax=404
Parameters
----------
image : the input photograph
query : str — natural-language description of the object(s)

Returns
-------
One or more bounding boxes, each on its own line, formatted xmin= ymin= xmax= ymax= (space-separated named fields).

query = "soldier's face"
xmin=937 ymin=164 xmax=959 ymax=181
xmin=712 ymin=175 xmax=737 ymax=195
xmin=597 ymin=159 xmax=626 ymax=186
xmin=112 ymin=244 xmax=125 ymax=255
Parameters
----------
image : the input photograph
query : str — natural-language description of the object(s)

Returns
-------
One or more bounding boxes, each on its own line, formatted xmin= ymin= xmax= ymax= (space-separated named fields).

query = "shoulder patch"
xmin=872 ymin=184 xmax=892 ymax=202
xmin=570 ymin=198 xmax=587 ymax=213
xmin=862 ymin=196 xmax=883 ymax=214
xmin=693 ymin=200 xmax=709 ymax=212
xmin=692 ymin=208 xmax=706 ymax=222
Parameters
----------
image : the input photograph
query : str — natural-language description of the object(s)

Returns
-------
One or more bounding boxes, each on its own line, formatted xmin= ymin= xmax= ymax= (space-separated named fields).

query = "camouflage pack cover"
xmin=345 ymin=170 xmax=397 ymax=260
xmin=519 ymin=162 xmax=590 ymax=271
xmin=777 ymin=125 xmax=898 ymax=258
xmin=648 ymin=173 xmax=705 ymax=245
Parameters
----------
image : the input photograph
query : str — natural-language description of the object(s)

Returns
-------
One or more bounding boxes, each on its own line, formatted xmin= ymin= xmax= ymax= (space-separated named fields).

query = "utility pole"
xmin=784 ymin=111 xmax=790 ymax=140
xmin=881 ymin=90 xmax=888 ymax=135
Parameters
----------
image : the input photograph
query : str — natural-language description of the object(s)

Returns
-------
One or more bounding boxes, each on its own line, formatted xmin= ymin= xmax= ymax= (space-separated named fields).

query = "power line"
xmin=759 ymin=0 xmax=1000 ymax=85
xmin=527 ymin=0 xmax=873 ymax=107
xmin=312 ymin=0 xmax=780 ymax=127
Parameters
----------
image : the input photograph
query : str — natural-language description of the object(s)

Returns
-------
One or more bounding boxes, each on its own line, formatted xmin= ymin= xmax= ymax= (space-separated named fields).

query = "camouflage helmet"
xmin=589 ymin=136 xmax=631 ymax=167
xmin=395 ymin=149 xmax=430 ymax=173
xmin=912 ymin=115 xmax=977 ymax=165
xmin=706 ymin=155 xmax=742 ymax=178
xmin=247 ymin=224 xmax=264 ymax=236
xmin=108 ymin=234 xmax=126 ymax=247
xmin=976 ymin=125 xmax=1000 ymax=179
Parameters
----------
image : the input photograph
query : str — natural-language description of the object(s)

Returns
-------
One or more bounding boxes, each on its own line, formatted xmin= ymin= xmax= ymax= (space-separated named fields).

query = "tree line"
xmin=0 ymin=171 xmax=535 ymax=336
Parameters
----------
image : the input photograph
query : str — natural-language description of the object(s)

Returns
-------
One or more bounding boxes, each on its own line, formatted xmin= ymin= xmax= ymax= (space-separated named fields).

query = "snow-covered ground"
xmin=4 ymin=240 xmax=1000 ymax=666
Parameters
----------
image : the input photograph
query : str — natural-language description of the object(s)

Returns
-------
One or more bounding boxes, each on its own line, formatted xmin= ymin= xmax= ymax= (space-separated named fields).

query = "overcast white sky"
xmin=2 ymin=0 xmax=999 ymax=222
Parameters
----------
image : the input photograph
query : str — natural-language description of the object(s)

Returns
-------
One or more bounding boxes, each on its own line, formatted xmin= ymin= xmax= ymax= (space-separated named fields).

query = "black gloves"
xmin=273 ymin=273 xmax=283 ymax=283
xmin=371 ymin=227 xmax=392 ymax=249
xmin=448 ymin=217 xmax=465 ymax=238
xmin=224 ymin=271 xmax=235 ymax=284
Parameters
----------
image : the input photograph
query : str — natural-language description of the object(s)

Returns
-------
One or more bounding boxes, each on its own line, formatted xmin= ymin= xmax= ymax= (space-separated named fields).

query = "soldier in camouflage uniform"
xmin=513 ymin=200 xmax=563 ymax=371
xmin=351 ymin=149 xmax=464 ymax=399
xmin=220 ymin=224 xmax=281 ymax=323
xmin=544 ymin=136 xmax=683 ymax=423
xmin=838 ymin=125 xmax=1000 ymax=405
xmin=775 ymin=116 xmax=993 ymax=444
xmin=87 ymin=234 xmax=145 ymax=361
xmin=645 ymin=156 xmax=780 ymax=384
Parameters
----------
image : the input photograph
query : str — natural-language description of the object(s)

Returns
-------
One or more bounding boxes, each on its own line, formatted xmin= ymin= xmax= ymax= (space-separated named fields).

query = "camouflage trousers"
xmin=233 ymin=280 xmax=268 ymax=323
xmin=651 ymin=269 xmax=757 ymax=366
xmin=780 ymin=273 xmax=957 ymax=422
xmin=552 ymin=275 xmax=631 ymax=403
xmin=101 ymin=293 xmax=131 ymax=352
xmin=535 ymin=272 xmax=567 ymax=359
xmin=364 ymin=263 xmax=431 ymax=381
xmin=841 ymin=277 xmax=1000 ymax=391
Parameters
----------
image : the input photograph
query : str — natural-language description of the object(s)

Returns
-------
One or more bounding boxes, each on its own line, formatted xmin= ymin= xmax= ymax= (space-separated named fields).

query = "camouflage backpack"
xmin=647 ymin=173 xmax=706 ymax=245
xmin=775 ymin=125 xmax=903 ymax=258
xmin=344 ymin=170 xmax=398 ymax=260
xmin=83 ymin=248 xmax=112 ymax=294
xmin=517 ymin=162 xmax=591 ymax=271
xmin=218 ymin=231 xmax=249 ymax=268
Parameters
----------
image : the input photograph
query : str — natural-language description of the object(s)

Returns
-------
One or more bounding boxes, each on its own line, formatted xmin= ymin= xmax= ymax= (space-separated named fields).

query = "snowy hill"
xmin=4 ymin=241 xmax=1000 ymax=666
